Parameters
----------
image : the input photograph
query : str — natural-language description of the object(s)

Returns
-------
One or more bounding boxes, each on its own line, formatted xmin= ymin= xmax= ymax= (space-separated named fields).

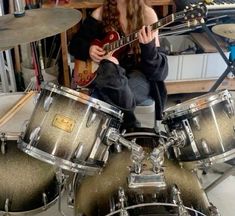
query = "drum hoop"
xmin=0 ymin=193 xmax=59 ymax=215
xmin=105 ymin=202 xmax=206 ymax=216
xmin=163 ymin=89 xmax=231 ymax=119
xmin=42 ymin=82 xmax=123 ymax=120
xmin=124 ymin=131 xmax=159 ymax=139
xmin=18 ymin=140 xmax=101 ymax=175
xmin=0 ymin=132 xmax=21 ymax=141
xmin=190 ymin=148 xmax=235 ymax=167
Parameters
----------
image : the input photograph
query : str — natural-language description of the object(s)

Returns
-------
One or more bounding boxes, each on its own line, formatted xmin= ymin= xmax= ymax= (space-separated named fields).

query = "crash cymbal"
xmin=0 ymin=8 xmax=82 ymax=50
xmin=212 ymin=24 xmax=235 ymax=40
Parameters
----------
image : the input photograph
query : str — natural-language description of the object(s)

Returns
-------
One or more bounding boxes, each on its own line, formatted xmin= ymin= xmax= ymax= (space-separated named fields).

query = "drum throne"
xmin=134 ymin=98 xmax=156 ymax=129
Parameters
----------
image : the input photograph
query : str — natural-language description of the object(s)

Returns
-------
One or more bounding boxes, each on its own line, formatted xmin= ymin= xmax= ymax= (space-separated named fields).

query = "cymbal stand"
xmin=0 ymin=0 xmax=17 ymax=92
xmin=200 ymin=20 xmax=235 ymax=92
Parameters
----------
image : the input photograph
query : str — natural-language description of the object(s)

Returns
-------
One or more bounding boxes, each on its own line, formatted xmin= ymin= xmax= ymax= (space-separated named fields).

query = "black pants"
xmin=91 ymin=60 xmax=151 ymax=129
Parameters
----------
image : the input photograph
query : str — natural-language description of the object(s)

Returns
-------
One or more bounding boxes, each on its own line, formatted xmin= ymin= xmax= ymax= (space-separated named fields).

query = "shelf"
xmin=166 ymin=78 xmax=235 ymax=94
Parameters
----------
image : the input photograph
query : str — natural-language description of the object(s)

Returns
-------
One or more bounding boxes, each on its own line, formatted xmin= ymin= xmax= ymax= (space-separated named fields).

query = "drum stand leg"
xmin=55 ymin=168 xmax=71 ymax=216
xmin=200 ymin=21 xmax=235 ymax=92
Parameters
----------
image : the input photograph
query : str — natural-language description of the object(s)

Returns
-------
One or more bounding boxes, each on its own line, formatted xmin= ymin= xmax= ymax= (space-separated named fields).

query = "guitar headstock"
xmin=183 ymin=3 xmax=208 ymax=23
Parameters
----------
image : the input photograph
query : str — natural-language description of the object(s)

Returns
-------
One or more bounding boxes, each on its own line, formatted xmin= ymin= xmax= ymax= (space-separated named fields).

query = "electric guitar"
xmin=73 ymin=3 xmax=207 ymax=87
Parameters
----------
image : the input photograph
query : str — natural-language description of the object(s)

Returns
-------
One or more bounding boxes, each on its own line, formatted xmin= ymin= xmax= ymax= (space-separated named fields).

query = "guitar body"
xmin=73 ymin=31 xmax=121 ymax=87
xmin=73 ymin=59 xmax=99 ymax=87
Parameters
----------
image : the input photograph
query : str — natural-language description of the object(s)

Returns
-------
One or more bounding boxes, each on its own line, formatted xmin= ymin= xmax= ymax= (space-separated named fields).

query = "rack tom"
xmin=19 ymin=82 xmax=123 ymax=174
xmin=163 ymin=90 xmax=235 ymax=166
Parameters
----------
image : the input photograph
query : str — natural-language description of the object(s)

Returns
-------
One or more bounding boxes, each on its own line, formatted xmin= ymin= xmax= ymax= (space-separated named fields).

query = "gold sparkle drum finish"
xmin=163 ymin=90 xmax=235 ymax=166
xmin=74 ymin=132 xmax=213 ymax=216
xmin=0 ymin=93 xmax=59 ymax=215
xmin=19 ymin=82 xmax=123 ymax=174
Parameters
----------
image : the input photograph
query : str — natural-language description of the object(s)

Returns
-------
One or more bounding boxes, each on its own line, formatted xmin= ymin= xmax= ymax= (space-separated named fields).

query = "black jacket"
xmin=69 ymin=15 xmax=168 ymax=120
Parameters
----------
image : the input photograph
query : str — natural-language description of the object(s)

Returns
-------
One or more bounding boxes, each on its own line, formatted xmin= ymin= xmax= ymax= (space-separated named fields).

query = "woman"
xmin=69 ymin=0 xmax=168 ymax=129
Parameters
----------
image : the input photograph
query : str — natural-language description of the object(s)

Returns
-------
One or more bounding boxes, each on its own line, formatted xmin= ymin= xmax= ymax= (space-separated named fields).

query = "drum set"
xmin=1 ymin=80 xmax=234 ymax=215
xmin=1 ymin=4 xmax=235 ymax=216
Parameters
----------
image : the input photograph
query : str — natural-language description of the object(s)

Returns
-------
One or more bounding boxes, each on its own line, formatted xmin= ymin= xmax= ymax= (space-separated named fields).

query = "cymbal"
xmin=212 ymin=24 xmax=235 ymax=40
xmin=0 ymin=8 xmax=82 ymax=51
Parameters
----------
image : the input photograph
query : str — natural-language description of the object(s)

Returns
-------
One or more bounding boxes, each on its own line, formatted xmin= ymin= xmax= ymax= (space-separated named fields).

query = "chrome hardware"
xmin=29 ymin=127 xmax=41 ymax=145
xmin=114 ymin=143 xmax=122 ymax=153
xmin=130 ymin=145 xmax=145 ymax=174
xmin=172 ymin=185 xmax=190 ymax=216
xmin=67 ymin=183 xmax=75 ymax=208
xmin=225 ymin=101 xmax=235 ymax=118
xmin=106 ymin=128 xmax=143 ymax=154
xmin=114 ymin=130 xmax=125 ymax=153
xmin=128 ymin=170 xmax=166 ymax=189
xmin=170 ymin=130 xmax=186 ymax=148
xmin=150 ymin=146 xmax=165 ymax=174
xmin=192 ymin=116 xmax=201 ymax=130
xmin=42 ymin=193 xmax=48 ymax=209
xmin=86 ymin=110 xmax=97 ymax=128
xmin=109 ymin=197 xmax=116 ymax=213
xmin=201 ymin=139 xmax=211 ymax=155
xmin=174 ymin=147 xmax=182 ymax=158
xmin=103 ymin=150 xmax=110 ymax=165
xmin=209 ymin=203 xmax=221 ymax=216
xmin=182 ymin=119 xmax=200 ymax=158
xmin=74 ymin=143 xmax=84 ymax=159
xmin=34 ymin=92 xmax=41 ymax=104
xmin=118 ymin=187 xmax=129 ymax=216
xmin=56 ymin=168 xmax=69 ymax=216
xmin=1 ymin=133 xmax=7 ymax=155
xmin=44 ymin=96 xmax=53 ymax=112
xmin=4 ymin=198 xmax=9 ymax=213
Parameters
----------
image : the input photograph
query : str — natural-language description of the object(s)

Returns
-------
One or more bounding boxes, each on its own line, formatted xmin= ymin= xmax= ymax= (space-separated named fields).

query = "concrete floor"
xmin=1 ymin=91 xmax=235 ymax=215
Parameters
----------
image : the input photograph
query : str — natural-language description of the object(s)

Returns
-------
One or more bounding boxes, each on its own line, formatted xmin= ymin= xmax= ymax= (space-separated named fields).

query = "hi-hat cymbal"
xmin=212 ymin=24 xmax=235 ymax=40
xmin=0 ymin=8 xmax=82 ymax=50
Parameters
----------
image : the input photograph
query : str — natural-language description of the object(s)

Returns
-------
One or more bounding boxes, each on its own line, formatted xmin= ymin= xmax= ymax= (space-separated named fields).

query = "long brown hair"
xmin=102 ymin=0 xmax=149 ymax=58
xmin=102 ymin=0 xmax=147 ymax=33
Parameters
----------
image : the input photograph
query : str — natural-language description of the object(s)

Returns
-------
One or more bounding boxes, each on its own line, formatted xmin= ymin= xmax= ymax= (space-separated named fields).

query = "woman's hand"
xmin=138 ymin=25 xmax=155 ymax=44
xmin=89 ymin=45 xmax=119 ymax=65
xmin=89 ymin=45 xmax=106 ymax=63
xmin=89 ymin=45 xmax=119 ymax=64
xmin=102 ymin=52 xmax=119 ymax=65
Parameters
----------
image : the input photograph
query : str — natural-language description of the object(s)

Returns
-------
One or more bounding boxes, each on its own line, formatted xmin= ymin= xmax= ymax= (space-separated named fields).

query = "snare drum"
xmin=163 ymin=90 xmax=235 ymax=165
xmin=0 ymin=93 xmax=59 ymax=215
xmin=74 ymin=132 xmax=215 ymax=216
xmin=19 ymin=82 xmax=123 ymax=174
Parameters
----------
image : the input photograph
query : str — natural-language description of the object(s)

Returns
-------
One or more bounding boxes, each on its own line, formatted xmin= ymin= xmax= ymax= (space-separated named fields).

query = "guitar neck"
xmin=105 ymin=11 xmax=185 ymax=53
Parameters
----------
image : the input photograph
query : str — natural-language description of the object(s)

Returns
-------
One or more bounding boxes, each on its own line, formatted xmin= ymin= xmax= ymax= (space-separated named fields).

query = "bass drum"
xmin=74 ymin=130 xmax=213 ymax=216
xmin=0 ymin=93 xmax=59 ymax=215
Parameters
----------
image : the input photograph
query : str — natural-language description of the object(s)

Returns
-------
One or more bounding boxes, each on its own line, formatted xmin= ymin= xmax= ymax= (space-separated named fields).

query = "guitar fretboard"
xmin=105 ymin=10 xmax=186 ymax=52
